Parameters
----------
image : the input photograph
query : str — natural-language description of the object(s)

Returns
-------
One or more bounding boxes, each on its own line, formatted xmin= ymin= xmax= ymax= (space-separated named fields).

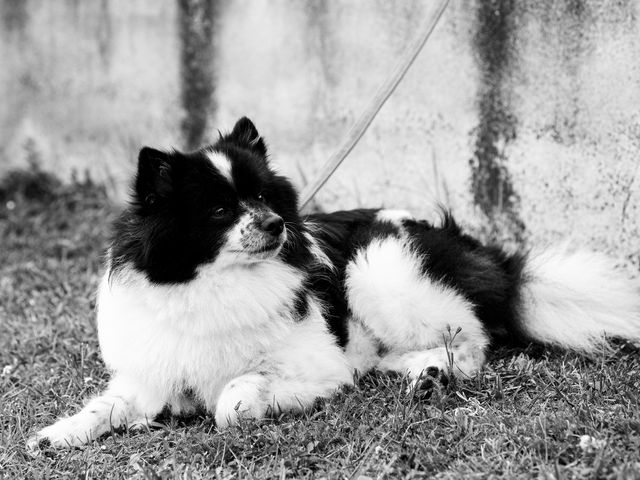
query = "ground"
xmin=1 ymin=168 xmax=640 ymax=479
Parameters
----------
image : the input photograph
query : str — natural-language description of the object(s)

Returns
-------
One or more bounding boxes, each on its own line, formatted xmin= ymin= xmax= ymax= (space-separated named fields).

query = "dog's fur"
xmin=28 ymin=118 xmax=640 ymax=449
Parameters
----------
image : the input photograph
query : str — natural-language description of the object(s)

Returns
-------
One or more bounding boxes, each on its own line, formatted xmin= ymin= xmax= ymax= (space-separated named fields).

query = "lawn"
xmin=1 ymin=168 xmax=639 ymax=479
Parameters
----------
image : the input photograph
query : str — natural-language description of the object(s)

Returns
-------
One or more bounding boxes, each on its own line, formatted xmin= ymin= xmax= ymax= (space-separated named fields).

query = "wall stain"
xmin=96 ymin=0 xmax=114 ymax=71
xmin=470 ymin=0 xmax=525 ymax=242
xmin=178 ymin=0 xmax=217 ymax=151
xmin=1 ymin=0 xmax=29 ymax=41
xmin=305 ymin=0 xmax=341 ymax=147
xmin=541 ymin=0 xmax=594 ymax=145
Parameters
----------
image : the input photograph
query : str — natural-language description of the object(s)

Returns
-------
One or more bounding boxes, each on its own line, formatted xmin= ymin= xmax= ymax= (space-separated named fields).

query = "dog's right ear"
xmin=224 ymin=117 xmax=267 ymax=157
xmin=135 ymin=147 xmax=175 ymax=206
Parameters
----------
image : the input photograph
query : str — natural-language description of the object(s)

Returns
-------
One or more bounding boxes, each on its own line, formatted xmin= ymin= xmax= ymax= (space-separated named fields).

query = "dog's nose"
xmin=260 ymin=214 xmax=284 ymax=236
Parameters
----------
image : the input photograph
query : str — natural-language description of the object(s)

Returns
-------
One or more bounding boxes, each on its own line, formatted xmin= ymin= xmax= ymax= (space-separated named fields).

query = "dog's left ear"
xmin=135 ymin=147 xmax=175 ymax=207
xmin=225 ymin=117 xmax=267 ymax=156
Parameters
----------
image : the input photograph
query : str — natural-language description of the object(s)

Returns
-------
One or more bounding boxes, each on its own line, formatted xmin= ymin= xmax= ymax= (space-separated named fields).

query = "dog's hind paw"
xmin=407 ymin=366 xmax=450 ymax=398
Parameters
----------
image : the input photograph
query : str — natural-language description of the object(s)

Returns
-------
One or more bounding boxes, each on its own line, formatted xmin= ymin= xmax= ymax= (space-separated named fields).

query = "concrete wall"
xmin=1 ymin=0 xmax=638 ymax=271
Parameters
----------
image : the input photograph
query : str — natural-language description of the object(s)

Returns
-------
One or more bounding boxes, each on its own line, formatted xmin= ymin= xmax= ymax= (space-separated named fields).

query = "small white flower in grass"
xmin=453 ymin=397 xmax=486 ymax=417
xmin=6 ymin=201 xmax=15 ymax=210
xmin=1 ymin=365 xmax=13 ymax=377
xmin=84 ymin=377 xmax=93 ymax=384
xmin=578 ymin=435 xmax=606 ymax=451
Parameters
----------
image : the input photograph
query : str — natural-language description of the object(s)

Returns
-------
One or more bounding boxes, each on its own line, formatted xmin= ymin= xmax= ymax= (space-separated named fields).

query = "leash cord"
xmin=299 ymin=0 xmax=450 ymax=210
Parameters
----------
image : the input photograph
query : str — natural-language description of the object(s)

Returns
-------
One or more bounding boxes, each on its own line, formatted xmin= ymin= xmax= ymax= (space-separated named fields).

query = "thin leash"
xmin=299 ymin=0 xmax=450 ymax=211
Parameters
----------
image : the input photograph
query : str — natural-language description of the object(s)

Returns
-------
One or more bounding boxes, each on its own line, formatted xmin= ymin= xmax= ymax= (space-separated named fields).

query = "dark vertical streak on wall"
xmin=1 ymin=0 xmax=29 ymax=40
xmin=178 ymin=0 xmax=217 ymax=151
xmin=471 ymin=0 xmax=525 ymax=242
xmin=97 ymin=0 xmax=114 ymax=70
xmin=0 ymin=0 xmax=30 ymax=167
xmin=306 ymin=0 xmax=339 ymax=146
xmin=307 ymin=0 xmax=338 ymax=88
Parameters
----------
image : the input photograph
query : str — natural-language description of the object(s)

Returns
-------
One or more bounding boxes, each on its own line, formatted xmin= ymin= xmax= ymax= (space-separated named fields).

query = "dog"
xmin=27 ymin=117 xmax=640 ymax=449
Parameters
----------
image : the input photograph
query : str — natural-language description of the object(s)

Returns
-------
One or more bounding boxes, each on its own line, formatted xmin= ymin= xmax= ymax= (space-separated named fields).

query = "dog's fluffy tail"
xmin=514 ymin=247 xmax=640 ymax=353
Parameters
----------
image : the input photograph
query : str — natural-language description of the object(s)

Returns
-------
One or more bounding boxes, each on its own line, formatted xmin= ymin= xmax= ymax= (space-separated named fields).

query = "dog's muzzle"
xmin=259 ymin=214 xmax=284 ymax=237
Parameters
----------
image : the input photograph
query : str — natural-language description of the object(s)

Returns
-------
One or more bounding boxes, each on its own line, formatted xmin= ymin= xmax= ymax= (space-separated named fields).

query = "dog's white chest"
xmin=96 ymin=261 xmax=303 ymax=395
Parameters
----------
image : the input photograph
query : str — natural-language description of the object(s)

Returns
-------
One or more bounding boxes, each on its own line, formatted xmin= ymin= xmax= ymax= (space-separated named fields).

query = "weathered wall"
xmin=0 ymin=0 xmax=181 ymax=192
xmin=1 ymin=0 xmax=638 ymax=270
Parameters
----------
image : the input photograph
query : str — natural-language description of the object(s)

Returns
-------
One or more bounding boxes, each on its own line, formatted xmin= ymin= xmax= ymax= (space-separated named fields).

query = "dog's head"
xmin=111 ymin=117 xmax=304 ymax=283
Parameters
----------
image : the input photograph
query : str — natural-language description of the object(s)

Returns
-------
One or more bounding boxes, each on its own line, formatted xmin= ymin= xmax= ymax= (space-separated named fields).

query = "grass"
xmin=1 ymin=168 xmax=640 ymax=479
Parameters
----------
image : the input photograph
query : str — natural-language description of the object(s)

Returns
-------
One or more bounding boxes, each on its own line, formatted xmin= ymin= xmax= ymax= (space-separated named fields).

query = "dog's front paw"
xmin=26 ymin=416 xmax=96 ymax=452
xmin=214 ymin=373 xmax=269 ymax=429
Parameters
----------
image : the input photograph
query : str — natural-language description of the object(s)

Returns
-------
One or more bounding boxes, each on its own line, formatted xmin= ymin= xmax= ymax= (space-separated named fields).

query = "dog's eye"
xmin=212 ymin=207 xmax=227 ymax=218
xmin=257 ymin=193 xmax=267 ymax=203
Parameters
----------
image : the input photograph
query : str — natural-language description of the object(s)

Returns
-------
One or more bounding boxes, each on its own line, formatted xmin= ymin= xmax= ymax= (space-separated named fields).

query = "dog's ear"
xmin=135 ymin=147 xmax=175 ymax=206
xmin=225 ymin=117 xmax=267 ymax=156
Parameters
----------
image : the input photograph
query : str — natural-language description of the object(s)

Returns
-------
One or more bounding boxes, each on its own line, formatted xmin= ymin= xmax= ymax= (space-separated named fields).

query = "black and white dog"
xmin=28 ymin=118 xmax=640 ymax=449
